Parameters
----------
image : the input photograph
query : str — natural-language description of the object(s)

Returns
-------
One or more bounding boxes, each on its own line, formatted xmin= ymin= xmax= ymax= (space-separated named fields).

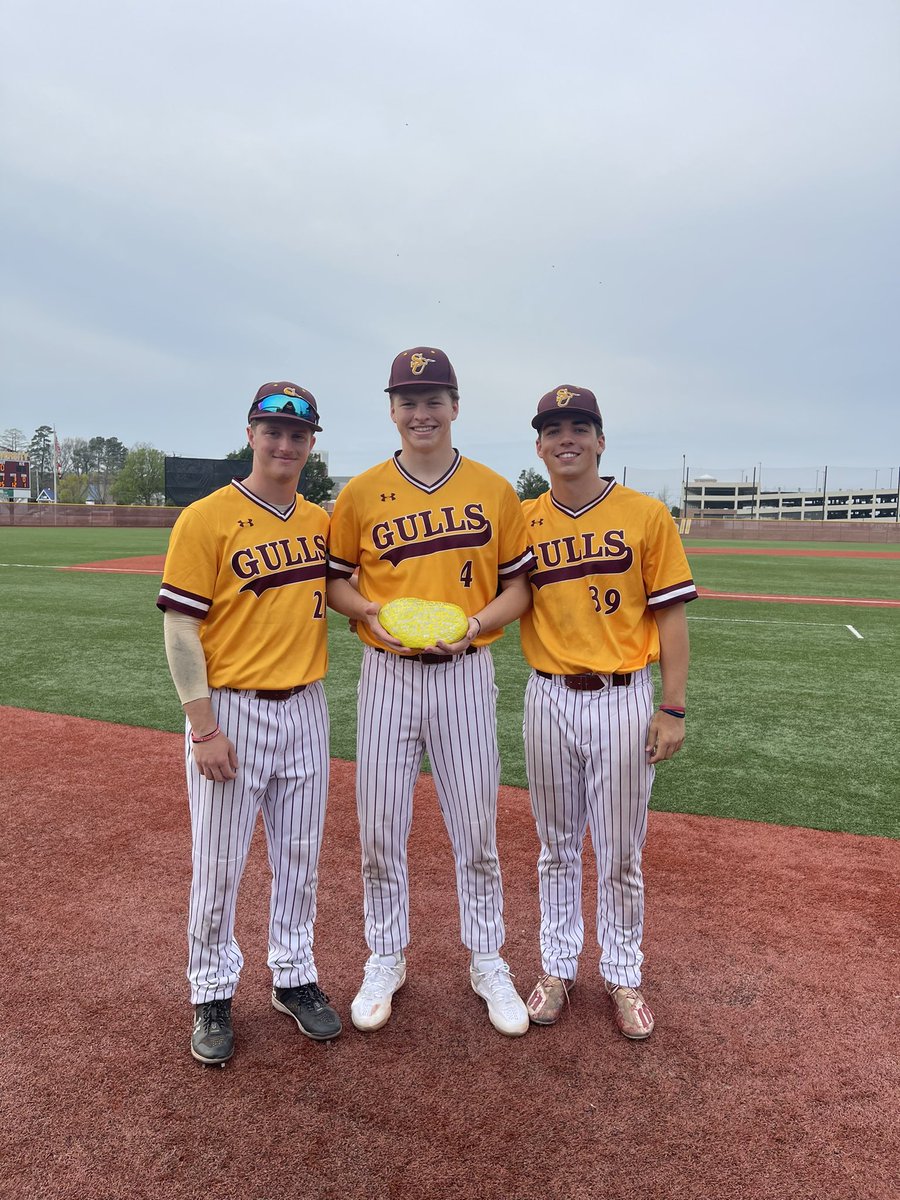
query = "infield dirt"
xmin=4 ymin=705 xmax=897 ymax=1200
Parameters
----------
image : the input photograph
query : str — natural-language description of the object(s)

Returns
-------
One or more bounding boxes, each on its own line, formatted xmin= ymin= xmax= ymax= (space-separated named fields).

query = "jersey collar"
xmin=230 ymin=477 xmax=297 ymax=521
xmin=549 ymin=476 xmax=617 ymax=519
xmin=391 ymin=449 xmax=462 ymax=494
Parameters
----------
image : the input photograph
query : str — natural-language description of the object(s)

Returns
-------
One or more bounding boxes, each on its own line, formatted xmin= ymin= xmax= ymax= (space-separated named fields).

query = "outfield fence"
xmin=0 ymin=503 xmax=181 ymax=528
xmin=682 ymin=518 xmax=900 ymax=544
xmin=4 ymin=504 xmax=900 ymax=543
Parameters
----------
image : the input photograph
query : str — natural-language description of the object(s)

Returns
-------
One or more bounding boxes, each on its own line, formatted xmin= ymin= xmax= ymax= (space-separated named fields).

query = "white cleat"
xmin=350 ymin=955 xmax=407 ymax=1031
xmin=470 ymin=960 xmax=529 ymax=1037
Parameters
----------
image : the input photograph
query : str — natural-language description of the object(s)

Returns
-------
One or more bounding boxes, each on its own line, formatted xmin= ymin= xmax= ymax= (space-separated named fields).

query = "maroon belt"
xmin=536 ymin=670 xmax=632 ymax=691
xmin=373 ymin=646 xmax=478 ymax=665
xmin=248 ymin=684 xmax=309 ymax=701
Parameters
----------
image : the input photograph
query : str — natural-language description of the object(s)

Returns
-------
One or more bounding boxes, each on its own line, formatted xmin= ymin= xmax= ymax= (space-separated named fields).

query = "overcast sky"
xmin=2 ymin=0 xmax=898 ymax=492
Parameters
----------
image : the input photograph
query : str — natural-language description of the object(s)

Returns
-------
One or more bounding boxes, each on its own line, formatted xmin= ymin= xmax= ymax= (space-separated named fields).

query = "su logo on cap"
xmin=283 ymin=386 xmax=301 ymax=397
xmin=410 ymin=353 xmax=436 ymax=376
xmin=555 ymin=387 xmax=580 ymax=407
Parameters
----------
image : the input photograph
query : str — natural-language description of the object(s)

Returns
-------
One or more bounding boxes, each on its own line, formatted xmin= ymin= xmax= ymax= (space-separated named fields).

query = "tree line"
xmin=2 ymin=424 xmax=161 ymax=504
xmin=4 ymin=430 xmax=677 ymax=511
xmin=2 ymin=425 xmax=335 ymax=507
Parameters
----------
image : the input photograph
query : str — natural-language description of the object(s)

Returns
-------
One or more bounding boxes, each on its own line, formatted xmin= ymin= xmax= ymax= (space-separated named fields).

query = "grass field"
xmin=686 ymin=552 xmax=897 ymax=598
xmin=2 ymin=526 xmax=897 ymax=839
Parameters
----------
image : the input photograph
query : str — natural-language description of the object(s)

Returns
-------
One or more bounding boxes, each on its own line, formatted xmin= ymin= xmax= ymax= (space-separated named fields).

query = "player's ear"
xmin=535 ymin=435 xmax=545 ymax=463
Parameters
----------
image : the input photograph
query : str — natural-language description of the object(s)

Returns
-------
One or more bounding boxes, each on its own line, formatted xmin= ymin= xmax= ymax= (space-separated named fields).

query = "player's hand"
xmin=192 ymin=734 xmax=239 ymax=782
xmin=646 ymin=711 xmax=685 ymax=765
xmin=423 ymin=617 xmax=482 ymax=657
xmin=360 ymin=602 xmax=407 ymax=651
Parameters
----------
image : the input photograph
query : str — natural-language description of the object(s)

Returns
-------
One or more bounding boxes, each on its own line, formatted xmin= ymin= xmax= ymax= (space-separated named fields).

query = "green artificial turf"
xmin=0 ymin=526 xmax=171 ymax=565
xmin=687 ymin=553 xmax=899 ymax=599
xmin=324 ymin=612 xmax=365 ymax=761
xmin=656 ymin=599 xmax=899 ymax=838
xmin=2 ymin=566 xmax=175 ymax=729
xmin=2 ymin=528 xmax=898 ymax=838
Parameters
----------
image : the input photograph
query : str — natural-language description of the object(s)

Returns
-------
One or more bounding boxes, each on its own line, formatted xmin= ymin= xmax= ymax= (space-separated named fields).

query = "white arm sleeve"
xmin=163 ymin=610 xmax=211 ymax=705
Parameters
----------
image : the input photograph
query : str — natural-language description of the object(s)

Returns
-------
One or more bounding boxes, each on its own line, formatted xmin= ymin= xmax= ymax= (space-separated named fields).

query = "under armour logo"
xmin=238 ymin=518 xmax=254 ymax=528
xmin=530 ymin=518 xmax=544 ymax=526
xmin=380 ymin=493 xmax=397 ymax=501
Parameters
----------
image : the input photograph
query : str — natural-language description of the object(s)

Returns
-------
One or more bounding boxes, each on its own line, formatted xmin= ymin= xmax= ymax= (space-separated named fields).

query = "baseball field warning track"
xmin=697 ymin=587 xmax=900 ymax=607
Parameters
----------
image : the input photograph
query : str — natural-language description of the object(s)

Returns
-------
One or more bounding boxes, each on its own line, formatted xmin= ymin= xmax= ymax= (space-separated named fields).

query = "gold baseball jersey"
xmin=520 ymin=479 xmax=698 ymax=675
xmin=157 ymin=479 xmax=329 ymax=689
xmin=328 ymin=451 xmax=534 ymax=650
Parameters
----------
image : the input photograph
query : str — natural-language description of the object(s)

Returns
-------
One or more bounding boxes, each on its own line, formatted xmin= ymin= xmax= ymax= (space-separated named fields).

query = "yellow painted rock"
xmin=379 ymin=597 xmax=469 ymax=649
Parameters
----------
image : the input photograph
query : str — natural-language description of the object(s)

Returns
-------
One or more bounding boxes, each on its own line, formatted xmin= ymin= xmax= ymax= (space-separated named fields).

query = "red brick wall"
xmin=0 ymin=504 xmax=183 ymax=528
xmin=684 ymin=518 xmax=900 ymax=544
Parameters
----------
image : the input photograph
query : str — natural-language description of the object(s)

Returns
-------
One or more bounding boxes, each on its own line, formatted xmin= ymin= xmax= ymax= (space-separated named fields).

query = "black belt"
xmin=373 ymin=645 xmax=478 ymax=665
xmin=536 ymin=670 xmax=632 ymax=691
xmin=227 ymin=684 xmax=309 ymax=700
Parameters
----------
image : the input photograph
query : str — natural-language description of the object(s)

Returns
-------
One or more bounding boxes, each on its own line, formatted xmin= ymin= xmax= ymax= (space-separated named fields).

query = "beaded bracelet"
xmin=191 ymin=726 xmax=221 ymax=744
xmin=659 ymin=706 xmax=686 ymax=720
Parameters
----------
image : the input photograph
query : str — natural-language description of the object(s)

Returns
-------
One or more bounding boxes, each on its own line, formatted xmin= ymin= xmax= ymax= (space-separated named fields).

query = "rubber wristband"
xmin=659 ymin=707 xmax=686 ymax=719
xmin=191 ymin=726 xmax=221 ymax=744
xmin=470 ymin=616 xmax=482 ymax=639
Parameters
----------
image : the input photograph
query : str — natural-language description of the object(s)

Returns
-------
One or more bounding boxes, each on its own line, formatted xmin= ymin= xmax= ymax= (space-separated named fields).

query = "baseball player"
xmin=520 ymin=386 xmax=697 ymax=1037
xmin=157 ymin=382 xmax=341 ymax=1065
xmin=327 ymin=346 xmax=535 ymax=1037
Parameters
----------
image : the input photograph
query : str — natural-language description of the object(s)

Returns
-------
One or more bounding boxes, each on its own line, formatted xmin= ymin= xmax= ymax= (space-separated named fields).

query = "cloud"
xmin=1 ymin=0 xmax=897 ymax=480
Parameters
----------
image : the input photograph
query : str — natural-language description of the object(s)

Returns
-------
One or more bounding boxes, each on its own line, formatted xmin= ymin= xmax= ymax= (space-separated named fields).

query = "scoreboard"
xmin=1 ymin=459 xmax=30 ymax=494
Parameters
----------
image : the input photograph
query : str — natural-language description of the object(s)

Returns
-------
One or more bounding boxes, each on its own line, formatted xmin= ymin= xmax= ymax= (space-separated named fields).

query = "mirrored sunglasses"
xmin=253 ymin=394 xmax=317 ymax=421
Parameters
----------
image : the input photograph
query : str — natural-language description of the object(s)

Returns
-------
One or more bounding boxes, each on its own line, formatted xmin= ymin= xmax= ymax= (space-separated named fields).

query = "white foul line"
xmin=689 ymin=616 xmax=839 ymax=628
xmin=0 ymin=562 xmax=158 ymax=573
xmin=689 ymin=615 xmax=866 ymax=641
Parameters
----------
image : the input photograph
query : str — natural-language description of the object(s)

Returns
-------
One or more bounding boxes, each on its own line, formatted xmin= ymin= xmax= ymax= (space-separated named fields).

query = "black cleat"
xmin=272 ymin=983 xmax=342 ymax=1041
xmin=191 ymin=997 xmax=234 ymax=1066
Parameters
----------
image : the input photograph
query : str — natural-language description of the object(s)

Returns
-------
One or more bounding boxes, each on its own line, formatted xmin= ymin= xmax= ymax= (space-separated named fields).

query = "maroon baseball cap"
xmin=248 ymin=382 xmax=322 ymax=431
xmin=385 ymin=347 xmax=458 ymax=393
xmin=532 ymin=385 xmax=603 ymax=432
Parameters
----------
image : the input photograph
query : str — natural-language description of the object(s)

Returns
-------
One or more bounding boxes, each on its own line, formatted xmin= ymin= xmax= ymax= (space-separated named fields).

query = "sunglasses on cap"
xmin=253 ymin=395 xmax=318 ymax=421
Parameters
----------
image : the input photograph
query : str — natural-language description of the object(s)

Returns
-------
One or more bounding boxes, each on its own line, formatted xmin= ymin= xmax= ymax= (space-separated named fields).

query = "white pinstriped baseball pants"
xmin=524 ymin=667 xmax=655 ymax=989
xmin=356 ymin=645 xmax=505 ymax=956
xmin=185 ymin=683 xmax=330 ymax=1004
